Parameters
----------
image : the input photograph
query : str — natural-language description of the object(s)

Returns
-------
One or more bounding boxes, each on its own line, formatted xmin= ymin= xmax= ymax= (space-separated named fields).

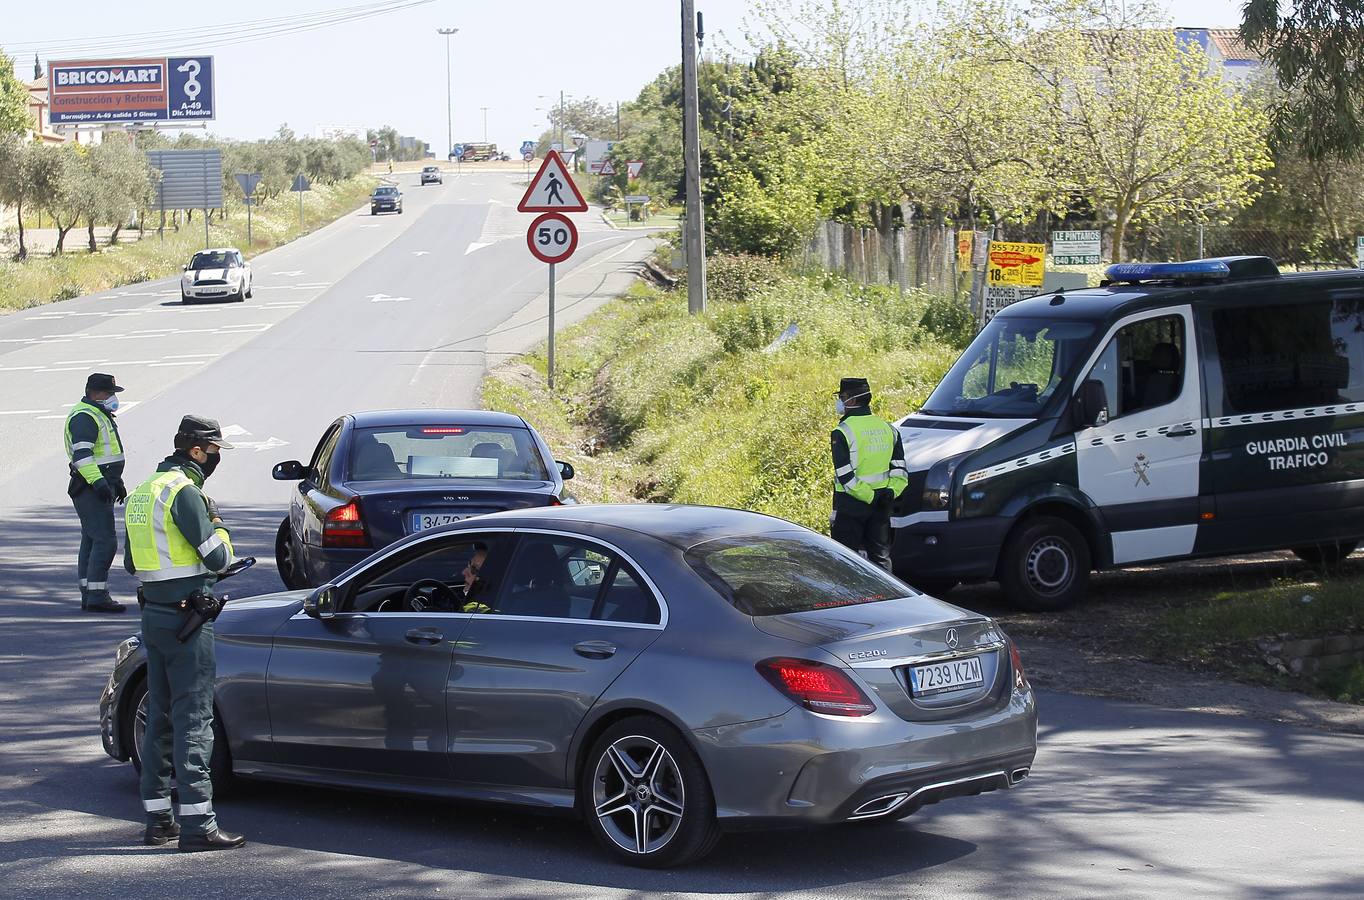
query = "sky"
xmin=3 ymin=0 xmax=1249 ymax=153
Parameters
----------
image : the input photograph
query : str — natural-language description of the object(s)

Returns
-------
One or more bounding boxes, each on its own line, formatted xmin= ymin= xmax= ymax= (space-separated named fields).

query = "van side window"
xmin=1212 ymin=301 xmax=1361 ymax=415
xmin=1089 ymin=315 xmax=1185 ymax=419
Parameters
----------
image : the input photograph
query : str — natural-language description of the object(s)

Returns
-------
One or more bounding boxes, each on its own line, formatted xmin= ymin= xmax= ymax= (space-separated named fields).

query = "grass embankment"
xmin=0 ymin=175 xmax=377 ymax=313
xmin=1152 ymin=572 xmax=1364 ymax=703
xmin=482 ymin=253 xmax=971 ymax=532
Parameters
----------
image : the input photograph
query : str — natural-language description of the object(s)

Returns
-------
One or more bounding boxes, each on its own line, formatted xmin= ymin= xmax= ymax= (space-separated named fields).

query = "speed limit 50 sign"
xmin=526 ymin=212 xmax=579 ymax=264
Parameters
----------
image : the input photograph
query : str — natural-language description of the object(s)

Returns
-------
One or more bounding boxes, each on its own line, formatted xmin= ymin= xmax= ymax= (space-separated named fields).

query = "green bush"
xmin=704 ymin=253 xmax=786 ymax=303
xmin=919 ymin=292 xmax=976 ymax=349
xmin=707 ymin=168 xmax=818 ymax=258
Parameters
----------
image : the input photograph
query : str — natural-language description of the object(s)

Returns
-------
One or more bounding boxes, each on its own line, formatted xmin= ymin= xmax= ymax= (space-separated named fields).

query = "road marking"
xmin=367 ymin=293 xmax=412 ymax=303
xmin=272 ymin=270 xmax=304 ymax=276
xmin=465 ymin=242 xmax=493 ymax=254
xmin=0 ymin=409 xmax=48 ymax=415
xmin=234 ymin=436 xmax=289 ymax=452
xmin=412 ymin=251 xmax=430 ymax=256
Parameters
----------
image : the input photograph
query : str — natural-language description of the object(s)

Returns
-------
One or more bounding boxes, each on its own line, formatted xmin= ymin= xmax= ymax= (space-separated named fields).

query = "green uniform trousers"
xmin=139 ymin=601 xmax=218 ymax=834
xmin=71 ymin=483 xmax=117 ymax=605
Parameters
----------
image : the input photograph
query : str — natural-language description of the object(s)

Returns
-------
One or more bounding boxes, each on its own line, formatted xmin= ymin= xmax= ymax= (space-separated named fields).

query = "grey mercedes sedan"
xmin=100 ymin=504 xmax=1037 ymax=867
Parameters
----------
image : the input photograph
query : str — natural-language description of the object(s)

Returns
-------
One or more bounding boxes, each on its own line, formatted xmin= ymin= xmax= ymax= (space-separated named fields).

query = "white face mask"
xmin=835 ymin=398 xmax=847 ymax=415
xmin=101 ymin=396 xmax=120 ymax=413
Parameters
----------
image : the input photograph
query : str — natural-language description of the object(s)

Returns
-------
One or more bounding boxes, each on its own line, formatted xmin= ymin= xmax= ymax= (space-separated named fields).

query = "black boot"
xmin=144 ymin=819 xmax=181 ymax=846
xmin=84 ymin=596 xmax=126 ymax=613
xmin=178 ymin=828 xmax=246 ymax=852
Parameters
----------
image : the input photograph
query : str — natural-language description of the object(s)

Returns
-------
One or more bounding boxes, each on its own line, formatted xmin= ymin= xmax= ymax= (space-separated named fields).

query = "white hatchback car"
xmin=182 ymin=247 xmax=253 ymax=303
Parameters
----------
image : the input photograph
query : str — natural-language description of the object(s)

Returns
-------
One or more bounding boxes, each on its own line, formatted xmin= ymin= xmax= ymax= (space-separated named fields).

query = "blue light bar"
xmin=1103 ymin=261 xmax=1231 ymax=283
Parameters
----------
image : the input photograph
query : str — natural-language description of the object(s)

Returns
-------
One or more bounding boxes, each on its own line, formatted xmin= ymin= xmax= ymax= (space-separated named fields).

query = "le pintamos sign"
xmin=47 ymin=57 xmax=215 ymax=125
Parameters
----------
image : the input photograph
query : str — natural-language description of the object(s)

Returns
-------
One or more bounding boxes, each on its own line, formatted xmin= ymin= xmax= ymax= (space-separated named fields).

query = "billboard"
xmin=146 ymin=149 xmax=224 ymax=211
xmin=48 ymin=57 xmax=214 ymax=125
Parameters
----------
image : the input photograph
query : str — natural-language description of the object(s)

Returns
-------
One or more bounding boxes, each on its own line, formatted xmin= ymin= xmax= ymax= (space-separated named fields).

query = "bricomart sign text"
xmin=47 ymin=57 xmax=214 ymax=125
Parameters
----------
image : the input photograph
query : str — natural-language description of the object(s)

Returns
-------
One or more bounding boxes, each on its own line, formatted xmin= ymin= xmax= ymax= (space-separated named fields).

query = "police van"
xmin=892 ymin=256 xmax=1364 ymax=610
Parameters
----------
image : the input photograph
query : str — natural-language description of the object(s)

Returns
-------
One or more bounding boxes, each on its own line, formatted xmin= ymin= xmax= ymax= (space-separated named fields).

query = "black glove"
xmin=113 ymin=480 xmax=128 ymax=504
xmin=875 ymin=487 xmax=895 ymax=507
xmin=203 ymin=494 xmax=221 ymax=523
xmin=93 ymin=479 xmax=115 ymax=503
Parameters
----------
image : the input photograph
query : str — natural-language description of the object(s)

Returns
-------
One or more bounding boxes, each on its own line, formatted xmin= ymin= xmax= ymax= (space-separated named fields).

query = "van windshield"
xmin=921 ymin=316 xmax=1096 ymax=418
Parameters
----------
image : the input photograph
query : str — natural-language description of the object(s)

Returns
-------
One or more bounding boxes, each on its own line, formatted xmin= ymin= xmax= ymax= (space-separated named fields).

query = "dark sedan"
xmin=100 ymin=504 xmax=1037 ymax=867
xmin=272 ymin=409 xmax=574 ymax=589
xmin=370 ymin=185 xmax=403 ymax=214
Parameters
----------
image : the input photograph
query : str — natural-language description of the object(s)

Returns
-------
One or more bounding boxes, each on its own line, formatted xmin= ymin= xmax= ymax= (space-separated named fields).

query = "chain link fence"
xmin=803 ymin=218 xmax=1359 ymax=294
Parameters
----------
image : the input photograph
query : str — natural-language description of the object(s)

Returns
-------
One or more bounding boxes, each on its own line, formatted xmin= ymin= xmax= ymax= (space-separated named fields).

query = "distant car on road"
xmin=181 ymin=247 xmax=252 ymax=303
xmin=370 ymin=185 xmax=403 ymax=215
xmin=99 ymin=503 xmax=1037 ymax=867
xmin=271 ymin=409 xmax=575 ymax=589
xmin=420 ymin=165 xmax=443 ymax=185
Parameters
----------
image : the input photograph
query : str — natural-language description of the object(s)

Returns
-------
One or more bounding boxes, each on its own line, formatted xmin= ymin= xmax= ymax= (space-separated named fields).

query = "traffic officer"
xmin=123 ymin=415 xmax=245 ymax=852
xmin=830 ymin=377 xmax=910 ymax=571
xmin=65 ymin=372 xmax=128 ymax=613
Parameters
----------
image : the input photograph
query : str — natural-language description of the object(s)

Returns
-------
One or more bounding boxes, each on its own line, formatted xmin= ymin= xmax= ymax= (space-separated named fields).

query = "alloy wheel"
xmin=592 ymin=734 xmax=686 ymax=855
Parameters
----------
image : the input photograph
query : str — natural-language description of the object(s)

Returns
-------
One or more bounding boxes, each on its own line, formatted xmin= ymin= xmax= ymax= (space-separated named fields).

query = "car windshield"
xmin=189 ymin=251 xmax=233 ymax=269
xmin=375 ymin=187 xmax=399 ymax=196
xmin=348 ymin=425 xmax=549 ymax=482
xmin=423 ymin=167 xmax=437 ymax=172
xmin=685 ymin=533 xmax=913 ymax=616
xmin=921 ymin=316 xmax=1097 ymax=418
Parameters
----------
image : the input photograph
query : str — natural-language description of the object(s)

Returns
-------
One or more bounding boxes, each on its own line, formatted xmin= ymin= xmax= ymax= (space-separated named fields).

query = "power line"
xmin=2 ymin=0 xmax=431 ymax=57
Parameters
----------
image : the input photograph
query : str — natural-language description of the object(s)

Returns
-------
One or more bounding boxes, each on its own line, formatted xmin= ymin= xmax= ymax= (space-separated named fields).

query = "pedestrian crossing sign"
xmin=517 ymin=150 xmax=588 ymax=213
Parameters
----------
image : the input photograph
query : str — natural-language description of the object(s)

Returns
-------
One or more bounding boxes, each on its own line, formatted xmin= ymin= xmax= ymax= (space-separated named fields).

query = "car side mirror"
xmin=557 ymin=460 xmax=575 ymax=481
xmin=1074 ymin=379 xmax=1109 ymax=428
xmin=273 ymin=460 xmax=306 ymax=481
xmin=302 ymin=584 xmax=337 ymax=619
xmin=182 ymin=264 xmax=189 ymax=271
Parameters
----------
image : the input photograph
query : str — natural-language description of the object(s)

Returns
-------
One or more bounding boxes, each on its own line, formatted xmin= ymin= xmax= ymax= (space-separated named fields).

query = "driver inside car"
xmin=403 ymin=542 xmax=492 ymax=613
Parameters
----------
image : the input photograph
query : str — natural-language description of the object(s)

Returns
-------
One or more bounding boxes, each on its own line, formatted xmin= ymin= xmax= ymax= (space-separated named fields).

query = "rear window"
xmin=348 ymin=425 xmax=549 ymax=482
xmin=684 ymin=534 xmax=913 ymax=616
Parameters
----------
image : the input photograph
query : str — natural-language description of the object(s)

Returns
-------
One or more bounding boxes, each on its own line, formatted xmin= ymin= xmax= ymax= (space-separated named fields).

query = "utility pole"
xmin=438 ymin=27 xmax=458 ymax=159
xmin=559 ymin=90 xmax=565 ymax=151
xmin=681 ymin=0 xmax=707 ymax=314
xmin=481 ymin=106 xmax=489 ymax=143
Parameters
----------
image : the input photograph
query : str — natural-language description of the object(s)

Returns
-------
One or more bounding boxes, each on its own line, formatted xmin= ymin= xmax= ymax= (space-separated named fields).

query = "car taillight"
xmin=1008 ymin=638 xmax=1029 ymax=691
xmin=756 ymin=657 xmax=876 ymax=717
xmin=548 ymin=496 xmax=563 ymax=506
xmin=322 ymin=499 xmax=369 ymax=549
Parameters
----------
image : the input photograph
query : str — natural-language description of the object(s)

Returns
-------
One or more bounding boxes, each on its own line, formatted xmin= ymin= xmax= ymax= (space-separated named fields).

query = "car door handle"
xmin=574 ymin=640 xmax=617 ymax=659
xmin=1164 ymin=425 xmax=1198 ymax=437
xmin=405 ymin=628 xmax=444 ymax=645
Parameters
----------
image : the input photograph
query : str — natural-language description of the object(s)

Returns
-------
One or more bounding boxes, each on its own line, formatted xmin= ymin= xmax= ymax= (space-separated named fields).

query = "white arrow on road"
xmin=411 ymin=251 xmax=430 ymax=257
xmin=233 ymin=436 xmax=290 ymax=453
xmin=465 ymin=242 xmax=492 ymax=255
xmin=367 ymin=293 xmax=412 ymax=303
xmin=271 ymin=270 xmax=304 ymax=276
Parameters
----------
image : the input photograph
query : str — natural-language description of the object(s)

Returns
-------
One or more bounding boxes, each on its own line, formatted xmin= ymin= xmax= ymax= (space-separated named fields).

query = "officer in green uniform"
xmin=830 ymin=377 xmax=910 ymax=571
xmin=65 ymin=372 xmax=128 ymax=613
xmin=123 ymin=415 xmax=245 ymax=852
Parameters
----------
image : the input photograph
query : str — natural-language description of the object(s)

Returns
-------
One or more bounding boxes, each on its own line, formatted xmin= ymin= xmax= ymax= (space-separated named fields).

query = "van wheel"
xmin=581 ymin=715 xmax=720 ymax=868
xmin=1000 ymin=516 xmax=1090 ymax=611
xmin=1292 ymin=541 xmax=1358 ymax=568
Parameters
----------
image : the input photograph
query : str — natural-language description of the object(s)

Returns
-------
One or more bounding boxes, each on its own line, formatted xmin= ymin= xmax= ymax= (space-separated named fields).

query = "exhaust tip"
xmin=1009 ymin=767 xmax=1030 ymax=786
xmin=849 ymin=793 xmax=909 ymax=819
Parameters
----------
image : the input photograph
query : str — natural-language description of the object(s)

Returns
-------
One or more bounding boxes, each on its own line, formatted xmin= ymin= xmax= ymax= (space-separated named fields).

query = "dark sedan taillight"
xmin=322 ymin=499 xmax=370 ymax=549
xmin=756 ymin=657 xmax=876 ymax=717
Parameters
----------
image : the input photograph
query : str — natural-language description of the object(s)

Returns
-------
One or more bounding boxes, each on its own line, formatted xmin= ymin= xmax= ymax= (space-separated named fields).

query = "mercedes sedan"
xmin=272 ymin=409 xmax=575 ymax=590
xmin=100 ymin=504 xmax=1037 ymax=868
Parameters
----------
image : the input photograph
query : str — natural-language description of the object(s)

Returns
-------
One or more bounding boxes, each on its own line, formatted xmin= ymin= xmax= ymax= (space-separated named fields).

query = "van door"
xmin=1075 ymin=307 xmax=1204 ymax=564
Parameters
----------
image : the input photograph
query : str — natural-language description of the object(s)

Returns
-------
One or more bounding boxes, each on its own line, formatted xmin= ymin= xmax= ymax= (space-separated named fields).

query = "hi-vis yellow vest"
xmin=125 ymin=471 xmax=229 ymax=582
xmin=64 ymin=400 xmax=123 ymax=484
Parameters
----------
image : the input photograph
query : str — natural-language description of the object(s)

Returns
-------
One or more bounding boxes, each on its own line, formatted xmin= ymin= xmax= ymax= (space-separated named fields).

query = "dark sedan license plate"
xmin=410 ymin=511 xmax=471 ymax=532
xmin=909 ymin=655 xmax=983 ymax=696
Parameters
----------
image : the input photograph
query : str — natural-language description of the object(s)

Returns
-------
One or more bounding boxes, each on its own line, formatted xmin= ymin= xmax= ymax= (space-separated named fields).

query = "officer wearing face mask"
xmin=830 ymin=377 xmax=910 ymax=572
xmin=123 ymin=415 xmax=246 ymax=852
xmin=65 ymin=372 xmax=128 ymax=612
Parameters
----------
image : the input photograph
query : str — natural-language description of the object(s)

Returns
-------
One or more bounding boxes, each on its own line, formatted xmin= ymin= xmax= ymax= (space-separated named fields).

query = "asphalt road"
xmin=1 ymin=173 xmax=1361 ymax=898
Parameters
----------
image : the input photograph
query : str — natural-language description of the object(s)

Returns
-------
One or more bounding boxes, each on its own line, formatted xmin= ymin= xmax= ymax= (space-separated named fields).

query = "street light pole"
xmin=481 ymin=106 xmax=489 ymax=143
xmin=681 ymin=0 xmax=707 ymax=314
xmin=438 ymin=27 xmax=458 ymax=159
